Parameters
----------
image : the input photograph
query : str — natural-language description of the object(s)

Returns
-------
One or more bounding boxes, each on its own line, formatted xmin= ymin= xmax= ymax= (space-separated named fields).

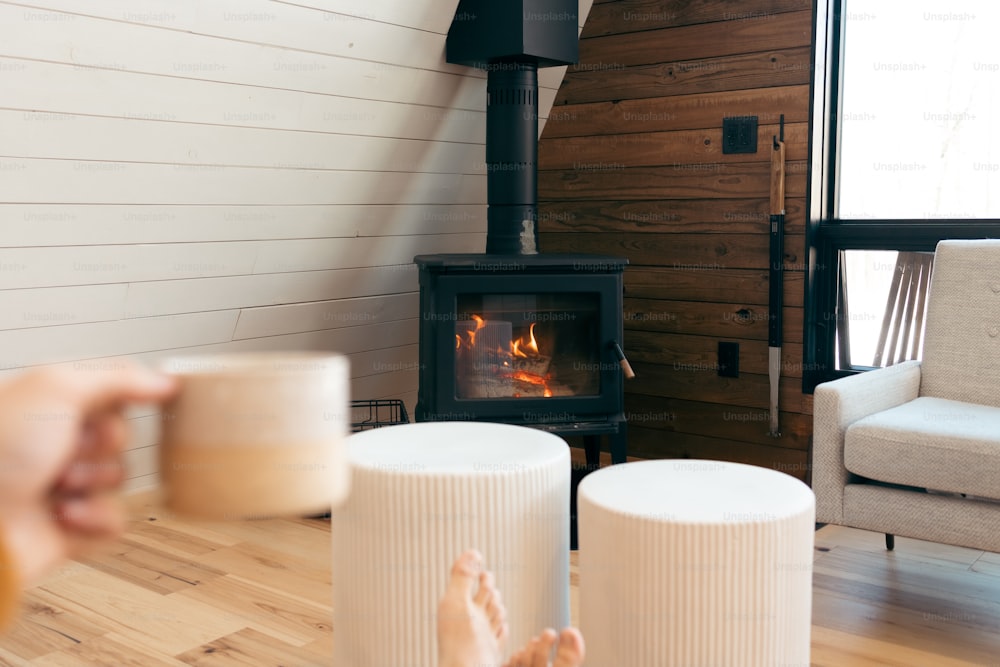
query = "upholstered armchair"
xmin=813 ymin=239 xmax=1000 ymax=552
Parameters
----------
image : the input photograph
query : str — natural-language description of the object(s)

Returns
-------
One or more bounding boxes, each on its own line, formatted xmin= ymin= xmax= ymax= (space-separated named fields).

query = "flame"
xmin=456 ymin=314 xmax=554 ymax=398
xmin=511 ymin=323 xmax=541 ymax=358
xmin=466 ymin=314 xmax=486 ymax=346
xmin=525 ymin=322 xmax=540 ymax=354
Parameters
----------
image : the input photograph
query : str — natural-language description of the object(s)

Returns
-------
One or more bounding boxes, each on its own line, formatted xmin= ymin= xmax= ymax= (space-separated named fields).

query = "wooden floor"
xmin=1 ymin=491 xmax=999 ymax=666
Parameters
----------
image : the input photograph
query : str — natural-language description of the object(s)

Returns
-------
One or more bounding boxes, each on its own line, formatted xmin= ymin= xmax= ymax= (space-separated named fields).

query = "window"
xmin=804 ymin=0 xmax=1000 ymax=391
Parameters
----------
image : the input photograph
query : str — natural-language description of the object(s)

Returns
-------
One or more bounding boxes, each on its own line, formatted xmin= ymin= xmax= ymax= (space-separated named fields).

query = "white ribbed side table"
xmin=578 ymin=460 xmax=815 ymax=667
xmin=331 ymin=421 xmax=571 ymax=667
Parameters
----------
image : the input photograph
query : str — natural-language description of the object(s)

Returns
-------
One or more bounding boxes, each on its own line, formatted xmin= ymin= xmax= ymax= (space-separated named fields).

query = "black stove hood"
xmin=446 ymin=0 xmax=579 ymax=255
xmin=446 ymin=0 xmax=579 ymax=69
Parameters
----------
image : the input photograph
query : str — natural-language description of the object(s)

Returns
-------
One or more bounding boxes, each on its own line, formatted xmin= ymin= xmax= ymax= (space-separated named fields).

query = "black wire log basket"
xmin=350 ymin=399 xmax=409 ymax=432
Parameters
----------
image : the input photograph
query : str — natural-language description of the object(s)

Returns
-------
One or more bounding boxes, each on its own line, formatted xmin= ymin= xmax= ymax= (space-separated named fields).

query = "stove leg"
xmin=583 ymin=435 xmax=601 ymax=470
xmin=610 ymin=422 xmax=628 ymax=464
xmin=573 ymin=435 xmax=602 ymax=551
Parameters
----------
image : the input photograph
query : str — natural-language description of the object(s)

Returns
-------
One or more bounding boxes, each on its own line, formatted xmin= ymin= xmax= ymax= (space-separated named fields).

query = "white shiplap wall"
xmin=0 ymin=0 xmax=591 ymax=490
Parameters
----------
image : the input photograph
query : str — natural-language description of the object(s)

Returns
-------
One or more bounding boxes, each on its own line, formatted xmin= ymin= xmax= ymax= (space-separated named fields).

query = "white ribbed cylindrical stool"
xmin=578 ymin=460 xmax=815 ymax=667
xmin=331 ymin=421 xmax=571 ymax=667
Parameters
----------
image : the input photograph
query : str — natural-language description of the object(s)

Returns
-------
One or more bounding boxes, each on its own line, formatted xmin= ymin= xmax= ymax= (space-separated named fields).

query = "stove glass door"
xmin=454 ymin=292 xmax=600 ymax=399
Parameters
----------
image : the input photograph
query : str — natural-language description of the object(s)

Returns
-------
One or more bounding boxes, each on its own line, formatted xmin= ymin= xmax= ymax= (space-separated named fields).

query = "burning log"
xmin=456 ymin=316 xmax=558 ymax=398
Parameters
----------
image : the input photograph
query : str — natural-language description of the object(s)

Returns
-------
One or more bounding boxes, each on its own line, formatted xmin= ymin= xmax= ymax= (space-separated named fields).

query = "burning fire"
xmin=457 ymin=314 xmax=487 ymax=349
xmin=457 ymin=315 xmax=553 ymax=397
xmin=510 ymin=370 xmax=553 ymax=397
xmin=511 ymin=322 xmax=540 ymax=358
xmin=468 ymin=314 xmax=485 ymax=345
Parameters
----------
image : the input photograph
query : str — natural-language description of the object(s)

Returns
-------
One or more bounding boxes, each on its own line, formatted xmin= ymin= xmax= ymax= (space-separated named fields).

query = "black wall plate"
xmin=722 ymin=116 xmax=758 ymax=154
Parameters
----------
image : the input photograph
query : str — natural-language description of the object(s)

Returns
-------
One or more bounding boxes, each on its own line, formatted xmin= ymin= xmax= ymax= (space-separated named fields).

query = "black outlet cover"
xmin=722 ymin=116 xmax=758 ymax=154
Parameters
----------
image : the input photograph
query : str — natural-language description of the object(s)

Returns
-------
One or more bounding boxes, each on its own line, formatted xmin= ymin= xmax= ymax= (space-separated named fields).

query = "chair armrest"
xmin=812 ymin=360 xmax=922 ymax=523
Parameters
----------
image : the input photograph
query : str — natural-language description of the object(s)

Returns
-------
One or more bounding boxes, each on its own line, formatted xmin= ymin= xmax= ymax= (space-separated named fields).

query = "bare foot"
xmin=503 ymin=627 xmax=586 ymax=667
xmin=437 ymin=550 xmax=509 ymax=667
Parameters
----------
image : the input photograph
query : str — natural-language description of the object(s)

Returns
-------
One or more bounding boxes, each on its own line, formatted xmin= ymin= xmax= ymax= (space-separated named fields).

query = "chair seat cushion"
xmin=844 ymin=396 xmax=1000 ymax=502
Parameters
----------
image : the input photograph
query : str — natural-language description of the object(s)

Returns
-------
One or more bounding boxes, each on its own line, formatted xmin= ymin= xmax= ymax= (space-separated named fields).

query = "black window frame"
xmin=803 ymin=0 xmax=1000 ymax=393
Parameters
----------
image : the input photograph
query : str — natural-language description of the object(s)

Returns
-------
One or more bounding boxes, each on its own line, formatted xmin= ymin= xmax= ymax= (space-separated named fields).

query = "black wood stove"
xmin=414 ymin=0 xmax=630 ymax=468
xmin=414 ymin=253 xmax=629 ymax=464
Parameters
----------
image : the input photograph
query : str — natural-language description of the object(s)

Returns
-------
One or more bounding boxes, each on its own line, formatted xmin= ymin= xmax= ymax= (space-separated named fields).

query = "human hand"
xmin=0 ymin=361 xmax=177 ymax=594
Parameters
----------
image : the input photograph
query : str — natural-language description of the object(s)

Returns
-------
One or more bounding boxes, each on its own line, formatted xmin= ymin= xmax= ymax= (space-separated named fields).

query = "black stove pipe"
xmin=445 ymin=0 xmax=578 ymax=256
xmin=485 ymin=64 xmax=538 ymax=255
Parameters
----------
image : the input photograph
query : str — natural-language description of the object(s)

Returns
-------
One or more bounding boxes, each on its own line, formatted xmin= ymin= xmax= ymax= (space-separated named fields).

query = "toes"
xmin=495 ymin=617 xmax=510 ymax=644
xmin=503 ymin=645 xmax=528 ymax=667
xmin=473 ymin=570 xmax=507 ymax=639
xmin=553 ymin=627 xmax=586 ymax=667
xmin=446 ymin=549 xmax=483 ymax=599
xmin=438 ymin=550 xmax=482 ymax=627
xmin=472 ymin=572 xmax=507 ymax=631
xmin=530 ymin=629 xmax=558 ymax=667
xmin=488 ymin=598 xmax=508 ymax=640
xmin=518 ymin=637 xmax=542 ymax=667
xmin=473 ymin=570 xmax=495 ymax=607
xmin=501 ymin=626 xmax=586 ymax=667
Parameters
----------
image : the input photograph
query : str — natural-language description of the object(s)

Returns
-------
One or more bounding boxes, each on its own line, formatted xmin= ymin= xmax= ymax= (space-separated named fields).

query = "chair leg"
xmin=885 ymin=533 xmax=895 ymax=551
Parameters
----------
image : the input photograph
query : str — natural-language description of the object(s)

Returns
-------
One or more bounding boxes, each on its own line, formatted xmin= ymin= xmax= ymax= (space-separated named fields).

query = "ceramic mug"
xmin=158 ymin=352 xmax=350 ymax=519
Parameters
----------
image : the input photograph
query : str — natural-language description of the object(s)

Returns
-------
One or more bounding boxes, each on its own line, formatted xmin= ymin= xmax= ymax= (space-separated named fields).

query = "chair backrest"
xmin=920 ymin=239 xmax=1000 ymax=406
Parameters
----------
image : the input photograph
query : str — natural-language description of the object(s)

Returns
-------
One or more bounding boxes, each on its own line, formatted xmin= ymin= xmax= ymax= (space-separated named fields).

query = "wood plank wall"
xmin=0 ymin=0 xmax=589 ymax=490
xmin=538 ymin=0 xmax=814 ymax=480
